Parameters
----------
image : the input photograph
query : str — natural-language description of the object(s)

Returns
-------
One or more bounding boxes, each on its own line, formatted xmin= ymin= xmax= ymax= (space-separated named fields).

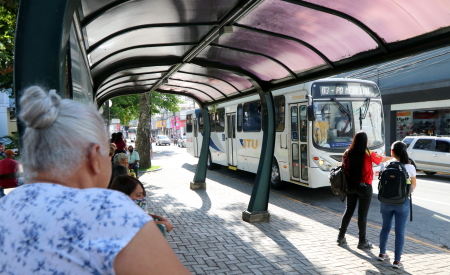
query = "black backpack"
xmin=378 ymin=161 xmax=413 ymax=220
xmin=329 ymin=165 xmax=348 ymax=202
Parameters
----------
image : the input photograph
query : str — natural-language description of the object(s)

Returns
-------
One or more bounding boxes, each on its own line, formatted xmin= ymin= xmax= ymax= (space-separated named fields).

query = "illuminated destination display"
xmin=312 ymin=82 xmax=380 ymax=98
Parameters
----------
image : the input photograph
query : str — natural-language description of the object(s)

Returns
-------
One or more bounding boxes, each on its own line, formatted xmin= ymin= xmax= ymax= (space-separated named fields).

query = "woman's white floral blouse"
xmin=0 ymin=183 xmax=151 ymax=274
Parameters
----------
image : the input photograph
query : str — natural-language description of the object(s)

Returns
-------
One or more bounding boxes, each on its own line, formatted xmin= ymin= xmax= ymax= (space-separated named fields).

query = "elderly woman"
xmin=114 ymin=152 xmax=129 ymax=167
xmin=0 ymin=87 xmax=190 ymax=274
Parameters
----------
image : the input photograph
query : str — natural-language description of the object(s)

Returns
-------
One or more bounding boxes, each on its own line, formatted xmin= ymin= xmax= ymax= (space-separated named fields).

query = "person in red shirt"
xmin=0 ymin=149 xmax=20 ymax=198
xmin=337 ymin=132 xmax=392 ymax=249
xmin=113 ymin=132 xmax=127 ymax=153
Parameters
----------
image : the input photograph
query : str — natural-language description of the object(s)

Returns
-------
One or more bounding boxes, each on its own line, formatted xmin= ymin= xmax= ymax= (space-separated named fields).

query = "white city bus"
xmin=186 ymin=78 xmax=385 ymax=189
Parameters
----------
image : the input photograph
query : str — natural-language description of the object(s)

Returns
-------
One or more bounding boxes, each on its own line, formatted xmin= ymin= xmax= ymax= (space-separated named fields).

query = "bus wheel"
xmin=271 ymin=160 xmax=284 ymax=190
xmin=207 ymin=152 xmax=218 ymax=170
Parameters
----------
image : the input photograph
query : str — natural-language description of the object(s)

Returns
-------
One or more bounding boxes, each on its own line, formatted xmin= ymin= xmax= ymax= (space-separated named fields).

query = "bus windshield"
xmin=312 ymin=100 xmax=384 ymax=150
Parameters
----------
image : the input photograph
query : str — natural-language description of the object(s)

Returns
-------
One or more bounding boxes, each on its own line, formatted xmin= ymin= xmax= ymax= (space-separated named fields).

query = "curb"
xmin=138 ymin=167 xmax=163 ymax=175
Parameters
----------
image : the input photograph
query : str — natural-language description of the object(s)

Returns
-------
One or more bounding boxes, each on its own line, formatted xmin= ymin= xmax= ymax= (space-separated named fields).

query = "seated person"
xmin=336 ymin=114 xmax=352 ymax=135
xmin=127 ymin=146 xmax=140 ymax=175
xmin=0 ymin=149 xmax=21 ymax=198
xmin=114 ymin=153 xmax=129 ymax=167
xmin=108 ymin=164 xmax=130 ymax=188
xmin=109 ymin=175 xmax=173 ymax=238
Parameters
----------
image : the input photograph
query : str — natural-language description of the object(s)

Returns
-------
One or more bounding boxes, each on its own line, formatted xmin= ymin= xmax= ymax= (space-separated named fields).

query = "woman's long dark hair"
xmin=391 ymin=141 xmax=409 ymax=164
xmin=346 ymin=131 xmax=368 ymax=187
xmin=109 ymin=175 xmax=146 ymax=197
xmin=114 ymin=132 xmax=124 ymax=143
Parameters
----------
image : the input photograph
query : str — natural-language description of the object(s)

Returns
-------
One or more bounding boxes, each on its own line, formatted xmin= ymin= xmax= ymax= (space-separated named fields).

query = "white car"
xmin=156 ymin=135 xmax=171 ymax=146
xmin=403 ymin=136 xmax=450 ymax=175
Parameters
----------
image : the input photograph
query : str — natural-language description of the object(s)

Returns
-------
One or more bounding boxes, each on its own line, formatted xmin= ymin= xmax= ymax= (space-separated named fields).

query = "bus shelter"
xmin=14 ymin=0 xmax=450 ymax=222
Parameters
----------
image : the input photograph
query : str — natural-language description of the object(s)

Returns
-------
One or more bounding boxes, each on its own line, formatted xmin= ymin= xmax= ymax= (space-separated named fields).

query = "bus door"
xmin=193 ymin=118 xmax=199 ymax=157
xmin=226 ymin=113 xmax=237 ymax=166
xmin=289 ymin=103 xmax=309 ymax=184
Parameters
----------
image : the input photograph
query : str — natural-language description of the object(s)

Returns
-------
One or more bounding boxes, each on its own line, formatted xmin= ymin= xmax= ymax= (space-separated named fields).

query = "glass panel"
xmin=217 ymin=27 xmax=325 ymax=73
xmin=99 ymin=73 xmax=163 ymax=93
xmin=239 ymin=0 xmax=378 ymax=62
xmin=101 ymin=66 xmax=170 ymax=86
xmin=274 ymin=96 xmax=285 ymax=132
xmin=158 ymin=86 xmax=210 ymax=102
xmin=402 ymin=138 xmax=414 ymax=148
xmin=196 ymin=46 xmax=290 ymax=81
xmin=435 ymin=140 xmax=450 ymax=153
xmin=301 ymin=144 xmax=308 ymax=181
xmin=303 ymin=0 xmax=450 ymax=44
xmin=91 ymin=45 xmax=192 ymax=77
xmin=313 ymin=101 xmax=353 ymax=149
xmin=237 ymin=104 xmax=243 ymax=132
xmin=84 ymin=0 xmax=238 ymax=46
xmin=243 ymin=101 xmax=262 ymax=132
xmin=181 ymin=64 xmax=253 ymax=91
xmin=70 ymin=23 xmax=93 ymax=103
xmin=215 ymin=108 xmax=225 ymax=132
xmin=300 ymin=105 xmax=307 ymax=142
xmin=413 ymin=139 xmax=433 ymax=150
xmin=291 ymin=106 xmax=298 ymax=141
xmin=186 ymin=115 xmax=192 ymax=133
xmin=98 ymin=80 xmax=157 ymax=97
xmin=89 ymin=26 xmax=212 ymax=64
xmin=166 ymin=79 xmax=225 ymax=99
xmin=292 ymin=144 xmax=299 ymax=178
xmin=172 ymin=72 xmax=239 ymax=96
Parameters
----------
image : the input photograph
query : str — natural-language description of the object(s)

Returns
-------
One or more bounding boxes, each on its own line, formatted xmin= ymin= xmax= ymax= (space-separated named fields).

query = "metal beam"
xmin=209 ymin=43 xmax=297 ymax=79
xmin=99 ymin=71 xmax=168 ymax=89
xmin=234 ymin=23 xmax=334 ymax=69
xmin=282 ymin=0 xmax=388 ymax=53
xmin=14 ymin=0 xmax=80 ymax=139
xmin=99 ymin=77 xmax=162 ymax=94
xmin=190 ymin=107 xmax=210 ymax=189
xmin=97 ymin=83 xmax=157 ymax=98
xmin=90 ymin=43 xmax=197 ymax=69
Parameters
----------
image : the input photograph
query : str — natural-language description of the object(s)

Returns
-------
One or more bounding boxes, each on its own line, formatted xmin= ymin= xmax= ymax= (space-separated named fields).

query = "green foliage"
xmin=1 ymin=132 xmax=19 ymax=149
xmin=0 ymin=1 xmax=18 ymax=94
xmin=109 ymin=92 xmax=182 ymax=125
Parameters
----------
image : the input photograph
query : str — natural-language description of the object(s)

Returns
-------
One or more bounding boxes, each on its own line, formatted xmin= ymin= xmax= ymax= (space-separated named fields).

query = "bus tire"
xmin=207 ymin=152 xmax=219 ymax=170
xmin=271 ymin=159 xmax=284 ymax=190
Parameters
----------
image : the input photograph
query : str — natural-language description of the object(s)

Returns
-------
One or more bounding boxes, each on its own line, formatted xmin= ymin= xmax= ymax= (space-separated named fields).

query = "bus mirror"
xmin=307 ymin=105 xmax=316 ymax=121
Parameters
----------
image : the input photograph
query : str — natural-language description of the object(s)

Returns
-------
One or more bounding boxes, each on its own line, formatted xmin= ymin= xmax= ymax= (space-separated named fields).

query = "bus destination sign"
xmin=312 ymin=82 xmax=380 ymax=98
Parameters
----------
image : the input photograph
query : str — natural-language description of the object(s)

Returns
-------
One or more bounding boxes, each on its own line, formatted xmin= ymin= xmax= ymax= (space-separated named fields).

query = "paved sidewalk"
xmin=140 ymin=154 xmax=450 ymax=275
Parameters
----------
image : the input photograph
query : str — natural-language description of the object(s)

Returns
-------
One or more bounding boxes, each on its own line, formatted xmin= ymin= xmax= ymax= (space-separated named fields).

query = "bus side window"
xmin=215 ymin=108 xmax=225 ymax=132
xmin=186 ymin=115 xmax=192 ymax=133
xmin=210 ymin=113 xmax=215 ymax=132
xmin=198 ymin=112 xmax=204 ymax=133
xmin=243 ymin=101 xmax=261 ymax=132
xmin=300 ymin=105 xmax=307 ymax=142
xmin=274 ymin=96 xmax=285 ymax=132
xmin=237 ymin=104 xmax=243 ymax=132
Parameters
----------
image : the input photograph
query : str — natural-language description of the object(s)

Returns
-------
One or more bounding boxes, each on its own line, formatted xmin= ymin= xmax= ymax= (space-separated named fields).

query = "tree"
xmin=110 ymin=94 xmax=140 ymax=125
xmin=0 ymin=0 xmax=18 ymax=94
xmin=136 ymin=91 xmax=181 ymax=169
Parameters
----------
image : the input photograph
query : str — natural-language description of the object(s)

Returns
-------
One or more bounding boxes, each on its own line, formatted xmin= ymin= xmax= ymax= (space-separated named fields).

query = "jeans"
xmin=339 ymin=183 xmax=373 ymax=242
xmin=0 ymin=188 xmax=4 ymax=199
xmin=129 ymin=163 xmax=139 ymax=175
xmin=379 ymin=199 xmax=410 ymax=262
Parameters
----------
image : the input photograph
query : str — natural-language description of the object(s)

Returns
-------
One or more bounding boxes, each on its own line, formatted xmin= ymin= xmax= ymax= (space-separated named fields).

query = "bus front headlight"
xmin=312 ymin=156 xmax=332 ymax=171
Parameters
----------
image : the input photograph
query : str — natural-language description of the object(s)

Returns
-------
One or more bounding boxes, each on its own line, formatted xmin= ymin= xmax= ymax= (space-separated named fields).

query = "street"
xmin=152 ymin=144 xmax=450 ymax=250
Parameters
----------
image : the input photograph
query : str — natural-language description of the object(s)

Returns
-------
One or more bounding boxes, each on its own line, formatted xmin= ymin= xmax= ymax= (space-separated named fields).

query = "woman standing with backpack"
xmin=378 ymin=141 xmax=416 ymax=269
xmin=337 ymin=131 xmax=392 ymax=249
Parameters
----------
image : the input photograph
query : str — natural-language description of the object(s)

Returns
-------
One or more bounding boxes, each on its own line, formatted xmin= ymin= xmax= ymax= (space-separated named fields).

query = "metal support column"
xmin=243 ymin=91 xmax=275 ymax=223
xmin=14 ymin=0 xmax=79 ymax=139
xmin=190 ymin=107 xmax=210 ymax=190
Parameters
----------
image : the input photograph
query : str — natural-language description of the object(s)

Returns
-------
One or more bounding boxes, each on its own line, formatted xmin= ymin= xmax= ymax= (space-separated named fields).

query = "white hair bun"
xmin=19 ymin=86 xmax=61 ymax=129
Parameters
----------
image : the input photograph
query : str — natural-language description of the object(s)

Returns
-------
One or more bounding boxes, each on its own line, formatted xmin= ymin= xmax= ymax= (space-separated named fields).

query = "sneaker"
xmin=337 ymin=236 xmax=347 ymax=245
xmin=392 ymin=261 xmax=404 ymax=269
xmin=377 ymin=254 xmax=390 ymax=261
xmin=357 ymin=240 xmax=373 ymax=249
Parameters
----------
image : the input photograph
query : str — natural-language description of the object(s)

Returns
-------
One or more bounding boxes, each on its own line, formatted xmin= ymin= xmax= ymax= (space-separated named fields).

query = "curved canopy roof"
xmin=77 ymin=0 xmax=450 ymax=106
